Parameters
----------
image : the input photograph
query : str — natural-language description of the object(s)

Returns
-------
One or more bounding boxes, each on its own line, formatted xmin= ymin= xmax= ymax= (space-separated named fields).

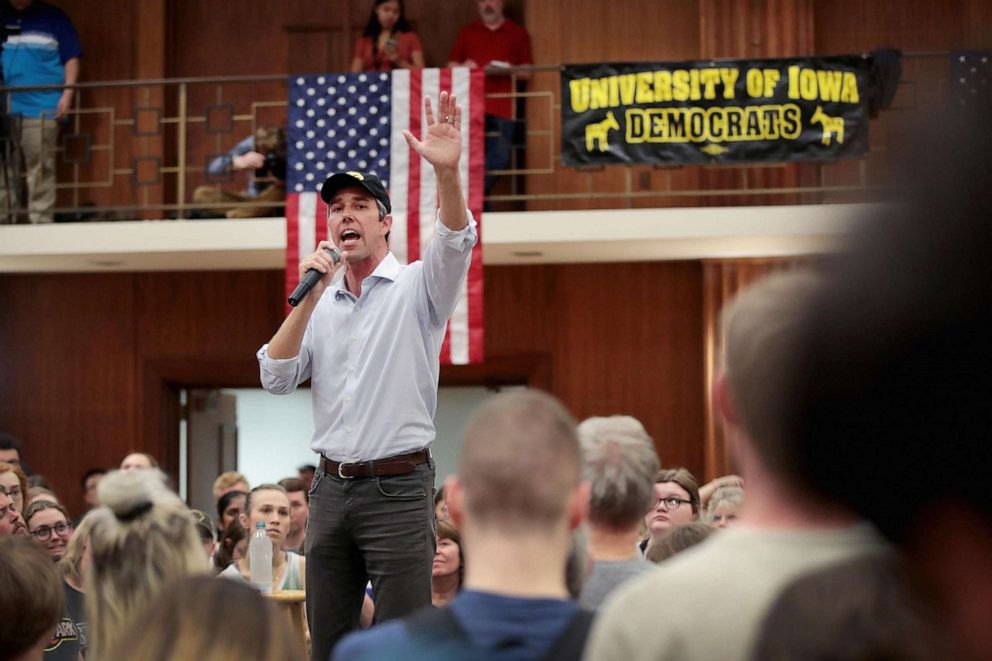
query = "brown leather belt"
xmin=319 ymin=449 xmax=429 ymax=479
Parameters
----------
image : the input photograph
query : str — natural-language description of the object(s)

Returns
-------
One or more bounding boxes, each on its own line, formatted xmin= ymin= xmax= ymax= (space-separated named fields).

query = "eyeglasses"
xmin=654 ymin=496 xmax=692 ymax=510
xmin=31 ymin=521 xmax=72 ymax=541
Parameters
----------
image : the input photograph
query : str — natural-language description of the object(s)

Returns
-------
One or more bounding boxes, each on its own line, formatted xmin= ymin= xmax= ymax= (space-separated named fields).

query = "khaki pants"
xmin=0 ymin=117 xmax=57 ymax=224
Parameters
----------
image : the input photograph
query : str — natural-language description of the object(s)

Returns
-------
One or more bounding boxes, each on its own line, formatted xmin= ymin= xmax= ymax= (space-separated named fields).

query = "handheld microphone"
xmin=288 ymin=247 xmax=341 ymax=307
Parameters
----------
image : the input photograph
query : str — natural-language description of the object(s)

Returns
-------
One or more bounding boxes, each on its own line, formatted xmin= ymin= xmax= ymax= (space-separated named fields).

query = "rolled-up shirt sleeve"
xmin=257 ymin=325 xmax=314 ymax=394
xmin=422 ymin=210 xmax=478 ymax=326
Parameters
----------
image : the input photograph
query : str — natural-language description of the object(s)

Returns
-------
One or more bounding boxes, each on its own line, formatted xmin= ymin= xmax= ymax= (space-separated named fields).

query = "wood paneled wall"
xmin=0 ymin=270 xmax=284 ymax=514
xmin=0 ymin=261 xmax=703 ymax=515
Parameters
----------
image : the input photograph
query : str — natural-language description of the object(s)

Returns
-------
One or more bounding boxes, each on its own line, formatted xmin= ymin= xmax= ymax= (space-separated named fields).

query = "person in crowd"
xmin=449 ymin=0 xmax=533 ymax=195
xmin=215 ymin=489 xmax=246 ymax=537
xmin=192 ymin=125 xmax=286 ymax=219
xmin=645 ymin=522 xmax=715 ymax=564
xmin=0 ymin=432 xmax=26 ymax=470
xmin=698 ymin=473 xmax=744 ymax=509
xmin=278 ymin=477 xmax=309 ymax=553
xmin=257 ymin=91 xmax=477 ymax=660
xmin=585 ymin=271 xmax=887 ymax=661
xmin=350 ymin=0 xmax=424 ymax=73
xmin=50 ymin=511 xmax=95 ymax=660
xmin=575 ymin=415 xmax=659 ymax=610
xmin=119 ymin=451 xmax=158 ymax=472
xmin=28 ymin=486 xmax=60 ymax=507
xmin=706 ymin=485 xmax=744 ymax=529
xmin=190 ymin=509 xmax=217 ymax=568
xmin=213 ymin=518 xmax=247 ymax=573
xmin=297 ymin=464 xmax=316 ymax=492
xmin=0 ymin=0 xmax=81 ymax=225
xmin=639 ymin=467 xmax=700 ymax=555
xmin=0 ymin=536 xmax=65 ymax=660
xmin=25 ymin=500 xmax=72 ymax=561
xmin=434 ymin=485 xmax=448 ymax=522
xmin=219 ymin=483 xmax=306 ymax=592
xmin=85 ymin=469 xmax=206 ymax=660
xmin=26 ymin=473 xmax=51 ymax=489
xmin=0 ymin=460 xmax=28 ymax=512
xmin=80 ymin=467 xmax=105 ymax=509
xmin=103 ymin=576 xmax=301 ymax=661
xmin=334 ymin=389 xmax=594 ymax=660
xmin=750 ymin=554 xmax=948 ymax=660
xmin=781 ymin=106 xmax=992 ymax=660
xmin=0 ymin=489 xmax=28 ymax=536
xmin=212 ymin=471 xmax=249 ymax=503
xmin=431 ymin=519 xmax=463 ymax=607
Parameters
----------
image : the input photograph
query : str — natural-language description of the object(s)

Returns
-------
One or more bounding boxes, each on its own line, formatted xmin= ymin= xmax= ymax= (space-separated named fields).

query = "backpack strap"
xmin=541 ymin=609 xmax=597 ymax=661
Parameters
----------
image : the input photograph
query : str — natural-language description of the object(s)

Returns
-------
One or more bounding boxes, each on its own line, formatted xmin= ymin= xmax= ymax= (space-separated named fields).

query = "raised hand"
xmin=402 ymin=91 xmax=461 ymax=172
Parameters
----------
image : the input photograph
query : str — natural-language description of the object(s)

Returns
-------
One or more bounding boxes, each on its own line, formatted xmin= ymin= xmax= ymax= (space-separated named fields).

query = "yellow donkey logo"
xmin=585 ymin=111 xmax=619 ymax=152
xmin=811 ymin=106 xmax=845 ymax=145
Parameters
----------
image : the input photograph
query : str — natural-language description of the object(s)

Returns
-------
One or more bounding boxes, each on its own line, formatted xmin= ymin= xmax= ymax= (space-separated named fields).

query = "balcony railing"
xmin=0 ymin=53 xmax=950 ymax=223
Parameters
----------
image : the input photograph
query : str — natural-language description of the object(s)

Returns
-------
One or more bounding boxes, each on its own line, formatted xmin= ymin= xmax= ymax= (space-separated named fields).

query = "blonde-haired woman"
xmin=105 ymin=576 xmax=301 ymax=660
xmin=85 ymin=469 xmax=206 ymax=660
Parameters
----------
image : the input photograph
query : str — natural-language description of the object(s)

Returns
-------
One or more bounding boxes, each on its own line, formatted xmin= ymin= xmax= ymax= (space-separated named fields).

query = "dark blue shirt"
xmin=334 ymin=590 xmax=578 ymax=661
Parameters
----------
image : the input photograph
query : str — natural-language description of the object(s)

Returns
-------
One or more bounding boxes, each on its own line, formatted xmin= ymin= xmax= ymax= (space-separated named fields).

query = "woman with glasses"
xmin=51 ymin=512 xmax=96 ymax=659
xmin=0 ymin=460 xmax=29 ymax=513
xmin=640 ymin=468 xmax=700 ymax=555
xmin=25 ymin=500 xmax=73 ymax=561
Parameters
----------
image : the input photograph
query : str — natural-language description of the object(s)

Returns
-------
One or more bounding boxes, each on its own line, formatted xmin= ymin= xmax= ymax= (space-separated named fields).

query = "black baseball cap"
xmin=319 ymin=171 xmax=391 ymax=213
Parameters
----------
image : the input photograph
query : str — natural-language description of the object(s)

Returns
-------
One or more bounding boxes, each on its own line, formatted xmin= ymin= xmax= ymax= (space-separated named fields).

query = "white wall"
xmin=225 ymin=386 xmax=513 ymax=488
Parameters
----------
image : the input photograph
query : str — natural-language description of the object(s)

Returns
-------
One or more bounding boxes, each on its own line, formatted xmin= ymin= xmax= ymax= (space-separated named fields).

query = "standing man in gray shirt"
xmin=576 ymin=415 xmax=660 ymax=609
xmin=257 ymin=91 xmax=477 ymax=661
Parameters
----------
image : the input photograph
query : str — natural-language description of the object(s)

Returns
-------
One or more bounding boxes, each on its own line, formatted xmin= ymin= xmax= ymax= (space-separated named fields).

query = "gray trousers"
xmin=305 ymin=458 xmax=436 ymax=661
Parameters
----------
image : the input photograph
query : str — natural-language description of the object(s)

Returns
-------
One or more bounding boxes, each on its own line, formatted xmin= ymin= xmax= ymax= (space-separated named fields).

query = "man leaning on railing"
xmin=0 ymin=0 xmax=81 ymax=225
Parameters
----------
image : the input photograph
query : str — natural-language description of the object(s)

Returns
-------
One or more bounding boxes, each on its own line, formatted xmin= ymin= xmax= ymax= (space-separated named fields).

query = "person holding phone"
xmin=351 ymin=0 xmax=424 ymax=73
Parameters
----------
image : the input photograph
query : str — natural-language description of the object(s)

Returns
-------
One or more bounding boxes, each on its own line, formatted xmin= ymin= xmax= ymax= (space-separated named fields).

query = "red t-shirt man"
xmin=448 ymin=14 xmax=533 ymax=119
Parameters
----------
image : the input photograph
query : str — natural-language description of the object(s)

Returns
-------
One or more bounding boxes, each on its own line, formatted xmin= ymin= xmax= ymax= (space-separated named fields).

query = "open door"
xmin=186 ymin=389 xmax=238 ymax=515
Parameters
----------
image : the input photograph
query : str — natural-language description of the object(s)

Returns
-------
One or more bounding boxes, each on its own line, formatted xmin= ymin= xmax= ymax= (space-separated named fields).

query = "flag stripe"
xmin=419 ymin=68 xmax=440 ymax=259
xmin=406 ymin=70 xmax=422 ymax=267
xmin=389 ymin=70 xmax=410 ymax=264
xmin=447 ymin=67 xmax=471 ymax=364
xmin=467 ymin=68 xmax=486 ymax=363
xmin=298 ymin=192 xmax=317 ymax=265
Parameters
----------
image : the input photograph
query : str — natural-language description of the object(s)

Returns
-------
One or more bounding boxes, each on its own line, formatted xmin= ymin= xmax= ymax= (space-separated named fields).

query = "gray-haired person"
xmin=576 ymin=415 xmax=660 ymax=609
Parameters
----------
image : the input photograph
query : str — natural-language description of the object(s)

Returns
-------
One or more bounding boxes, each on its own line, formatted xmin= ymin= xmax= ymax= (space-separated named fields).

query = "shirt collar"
xmin=371 ymin=252 xmax=401 ymax=282
xmin=331 ymin=252 xmax=401 ymax=297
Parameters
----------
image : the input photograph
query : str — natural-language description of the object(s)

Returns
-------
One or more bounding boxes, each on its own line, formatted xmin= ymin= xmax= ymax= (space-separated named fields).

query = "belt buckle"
xmin=337 ymin=462 xmax=356 ymax=479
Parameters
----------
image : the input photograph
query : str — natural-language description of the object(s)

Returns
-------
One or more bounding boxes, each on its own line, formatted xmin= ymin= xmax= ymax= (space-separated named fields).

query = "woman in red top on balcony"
xmin=350 ymin=0 xmax=424 ymax=73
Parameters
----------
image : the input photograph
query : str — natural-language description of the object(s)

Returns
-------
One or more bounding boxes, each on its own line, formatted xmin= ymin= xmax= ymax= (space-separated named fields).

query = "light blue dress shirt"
xmin=257 ymin=213 xmax=477 ymax=462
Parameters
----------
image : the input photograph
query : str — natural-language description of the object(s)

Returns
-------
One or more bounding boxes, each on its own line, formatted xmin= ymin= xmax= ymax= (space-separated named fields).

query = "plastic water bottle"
xmin=249 ymin=521 xmax=273 ymax=593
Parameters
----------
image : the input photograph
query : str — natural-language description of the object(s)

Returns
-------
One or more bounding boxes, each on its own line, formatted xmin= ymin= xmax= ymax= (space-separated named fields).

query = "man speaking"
xmin=257 ymin=91 xmax=477 ymax=661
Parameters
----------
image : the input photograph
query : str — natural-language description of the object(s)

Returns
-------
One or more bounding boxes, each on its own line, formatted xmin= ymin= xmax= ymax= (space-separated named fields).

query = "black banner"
xmin=561 ymin=56 xmax=869 ymax=167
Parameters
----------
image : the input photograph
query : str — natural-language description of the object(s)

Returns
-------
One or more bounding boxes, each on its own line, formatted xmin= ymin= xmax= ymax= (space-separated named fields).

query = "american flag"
xmin=950 ymin=50 xmax=991 ymax=109
xmin=286 ymin=68 xmax=485 ymax=365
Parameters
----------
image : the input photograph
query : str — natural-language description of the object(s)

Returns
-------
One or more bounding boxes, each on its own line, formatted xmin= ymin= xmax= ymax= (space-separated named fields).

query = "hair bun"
xmin=97 ymin=469 xmax=177 ymax=521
